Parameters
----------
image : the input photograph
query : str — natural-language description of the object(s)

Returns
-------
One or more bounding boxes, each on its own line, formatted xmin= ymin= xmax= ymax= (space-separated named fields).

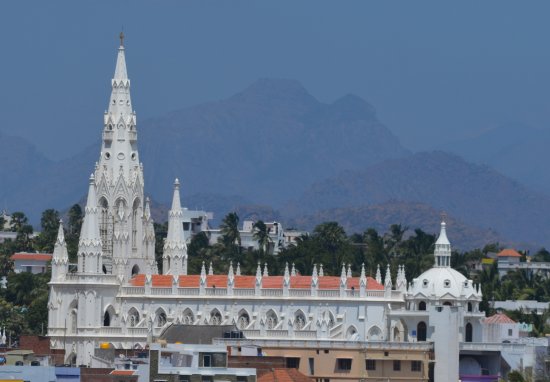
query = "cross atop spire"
xmin=119 ymin=31 xmax=125 ymax=47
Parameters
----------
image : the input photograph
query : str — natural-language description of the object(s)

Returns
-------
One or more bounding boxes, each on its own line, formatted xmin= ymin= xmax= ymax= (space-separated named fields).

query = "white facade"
xmin=48 ymin=40 xmax=499 ymax=382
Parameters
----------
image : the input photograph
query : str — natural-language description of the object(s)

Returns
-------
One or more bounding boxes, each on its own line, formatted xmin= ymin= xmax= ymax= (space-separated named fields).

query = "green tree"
xmin=66 ymin=204 xmax=83 ymax=262
xmin=33 ymin=209 xmax=60 ymax=253
xmin=7 ymin=211 xmax=34 ymax=253
xmin=219 ymin=212 xmax=241 ymax=248
xmin=154 ymin=222 xmax=168 ymax=273
xmin=253 ymin=220 xmax=272 ymax=254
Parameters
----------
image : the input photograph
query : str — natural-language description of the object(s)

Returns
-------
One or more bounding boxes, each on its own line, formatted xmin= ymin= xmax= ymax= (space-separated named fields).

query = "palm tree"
xmin=219 ymin=212 xmax=241 ymax=249
xmin=253 ymin=220 xmax=272 ymax=254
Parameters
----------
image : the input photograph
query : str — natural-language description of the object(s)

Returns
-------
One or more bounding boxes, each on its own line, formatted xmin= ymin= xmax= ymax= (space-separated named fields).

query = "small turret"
xmin=163 ymin=179 xmax=187 ymax=275
xmin=78 ymin=175 xmax=103 ymax=274
xmin=52 ymin=220 xmax=69 ymax=280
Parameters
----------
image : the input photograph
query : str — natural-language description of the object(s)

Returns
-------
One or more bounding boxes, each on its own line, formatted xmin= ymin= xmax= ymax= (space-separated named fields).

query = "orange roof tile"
xmin=290 ymin=276 xmax=311 ymax=289
xmin=129 ymin=274 xmax=384 ymax=291
xmin=497 ymin=249 xmax=522 ymax=258
xmin=234 ymin=276 xmax=256 ymax=288
xmin=262 ymin=276 xmax=284 ymax=288
xmin=11 ymin=253 xmax=52 ymax=261
xmin=258 ymin=368 xmax=314 ymax=382
xmin=179 ymin=275 xmax=201 ymax=287
xmin=485 ymin=313 xmax=516 ymax=325
xmin=110 ymin=370 xmax=135 ymax=376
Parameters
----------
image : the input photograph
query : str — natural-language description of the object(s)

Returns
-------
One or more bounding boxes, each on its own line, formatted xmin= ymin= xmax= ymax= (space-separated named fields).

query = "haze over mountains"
xmin=1 ymin=78 xmax=549 ymax=249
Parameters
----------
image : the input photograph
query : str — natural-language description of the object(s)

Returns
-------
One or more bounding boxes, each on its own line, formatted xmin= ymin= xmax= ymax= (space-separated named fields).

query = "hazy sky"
xmin=2 ymin=1 xmax=550 ymax=160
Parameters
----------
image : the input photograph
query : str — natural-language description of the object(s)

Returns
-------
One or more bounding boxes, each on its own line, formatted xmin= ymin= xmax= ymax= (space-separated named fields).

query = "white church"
xmin=48 ymin=38 xmax=527 ymax=382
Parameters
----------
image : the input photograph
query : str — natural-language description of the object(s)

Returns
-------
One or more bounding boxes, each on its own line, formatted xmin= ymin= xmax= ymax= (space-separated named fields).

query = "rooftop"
xmin=11 ymin=253 xmax=52 ymax=261
xmin=258 ymin=368 xmax=313 ymax=382
xmin=130 ymin=274 xmax=384 ymax=290
xmin=484 ymin=313 xmax=516 ymax=325
xmin=497 ymin=249 xmax=522 ymax=258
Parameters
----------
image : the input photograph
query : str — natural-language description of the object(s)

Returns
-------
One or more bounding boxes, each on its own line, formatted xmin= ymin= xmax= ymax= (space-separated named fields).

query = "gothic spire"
xmin=78 ymin=175 xmax=102 ymax=273
xmin=163 ymin=179 xmax=188 ymax=275
xmin=52 ymin=220 xmax=68 ymax=280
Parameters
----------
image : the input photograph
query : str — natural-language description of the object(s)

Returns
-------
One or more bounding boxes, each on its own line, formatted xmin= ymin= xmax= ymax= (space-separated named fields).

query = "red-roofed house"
xmin=483 ymin=313 xmax=518 ymax=342
xmin=11 ymin=252 xmax=51 ymax=274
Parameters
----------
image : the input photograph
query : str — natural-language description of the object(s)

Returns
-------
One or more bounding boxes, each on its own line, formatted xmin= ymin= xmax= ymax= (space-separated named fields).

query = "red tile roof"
xmin=497 ymin=249 xmax=522 ymax=258
xmin=484 ymin=313 xmax=516 ymax=324
xmin=258 ymin=368 xmax=314 ymax=382
xmin=129 ymin=273 xmax=384 ymax=291
xmin=110 ymin=370 xmax=135 ymax=376
xmin=11 ymin=253 xmax=52 ymax=261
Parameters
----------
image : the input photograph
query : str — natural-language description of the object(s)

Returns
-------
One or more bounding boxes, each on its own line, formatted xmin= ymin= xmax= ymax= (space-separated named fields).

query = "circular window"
xmin=112 ymin=100 xmax=116 ymax=105
xmin=117 ymin=153 xmax=125 ymax=160
xmin=131 ymin=152 xmax=136 ymax=161
xmin=104 ymin=152 xmax=111 ymax=160
xmin=119 ymin=99 xmax=124 ymax=105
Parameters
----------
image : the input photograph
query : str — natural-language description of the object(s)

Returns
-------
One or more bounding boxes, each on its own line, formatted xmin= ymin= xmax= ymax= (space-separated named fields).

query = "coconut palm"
xmin=253 ymin=220 xmax=272 ymax=254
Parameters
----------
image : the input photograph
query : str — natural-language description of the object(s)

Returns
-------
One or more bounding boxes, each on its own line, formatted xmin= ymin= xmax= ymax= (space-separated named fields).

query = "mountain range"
xmin=1 ymin=78 xmax=549 ymax=250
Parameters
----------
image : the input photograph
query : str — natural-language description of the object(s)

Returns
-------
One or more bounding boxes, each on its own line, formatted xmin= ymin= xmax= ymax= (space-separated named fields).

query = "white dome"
xmin=410 ymin=267 xmax=479 ymax=300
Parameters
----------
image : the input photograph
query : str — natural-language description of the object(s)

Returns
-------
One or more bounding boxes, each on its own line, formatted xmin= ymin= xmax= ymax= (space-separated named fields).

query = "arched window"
xmin=128 ymin=308 xmax=140 ymax=328
xmin=465 ymin=323 xmax=473 ymax=342
xmin=237 ymin=310 xmax=250 ymax=330
xmin=155 ymin=309 xmax=167 ymax=327
xmin=326 ymin=311 xmax=335 ymax=329
xmin=417 ymin=322 xmax=427 ymax=341
xmin=294 ymin=311 xmax=306 ymax=330
xmin=467 ymin=302 xmax=473 ymax=312
xmin=182 ymin=309 xmax=194 ymax=325
xmin=443 ymin=302 xmax=452 ymax=307
xmin=346 ymin=326 xmax=359 ymax=341
xmin=418 ymin=301 xmax=427 ymax=311
xmin=368 ymin=326 xmax=382 ymax=340
xmin=104 ymin=311 xmax=111 ymax=327
xmin=103 ymin=306 xmax=116 ymax=327
xmin=210 ymin=310 xmax=222 ymax=325
xmin=131 ymin=265 xmax=140 ymax=277
xmin=266 ymin=310 xmax=278 ymax=330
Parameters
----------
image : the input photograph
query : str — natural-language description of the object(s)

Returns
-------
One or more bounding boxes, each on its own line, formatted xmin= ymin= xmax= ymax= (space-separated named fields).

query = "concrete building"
xmin=148 ymin=343 xmax=256 ymax=382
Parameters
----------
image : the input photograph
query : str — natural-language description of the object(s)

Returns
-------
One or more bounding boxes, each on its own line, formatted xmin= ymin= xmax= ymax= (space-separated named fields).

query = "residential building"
xmin=12 ymin=252 xmax=52 ymax=274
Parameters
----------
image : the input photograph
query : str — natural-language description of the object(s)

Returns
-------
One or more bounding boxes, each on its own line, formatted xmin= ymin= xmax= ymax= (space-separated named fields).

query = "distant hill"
xmin=137 ymin=78 xmax=410 ymax=205
xmin=286 ymin=151 xmax=550 ymax=247
xmin=1 ymin=79 xmax=409 ymax=222
xmin=287 ymin=201 xmax=507 ymax=250
xmin=441 ymin=124 xmax=550 ymax=196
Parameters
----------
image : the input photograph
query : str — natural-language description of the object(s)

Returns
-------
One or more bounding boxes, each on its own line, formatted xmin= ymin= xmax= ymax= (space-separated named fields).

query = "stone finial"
xmin=375 ymin=264 xmax=382 ymax=284
xmin=284 ymin=262 xmax=290 ymax=279
xmin=208 ymin=261 xmax=213 ymax=276
xmin=384 ymin=264 xmax=392 ymax=288
xmin=236 ymin=262 xmax=241 ymax=276
xmin=360 ymin=263 xmax=366 ymax=281
xmin=291 ymin=263 xmax=296 ymax=276
xmin=263 ymin=262 xmax=269 ymax=277
xmin=256 ymin=262 xmax=262 ymax=279
xmin=347 ymin=263 xmax=352 ymax=278
xmin=341 ymin=264 xmax=346 ymax=280
xmin=319 ymin=264 xmax=324 ymax=277
xmin=200 ymin=261 xmax=206 ymax=279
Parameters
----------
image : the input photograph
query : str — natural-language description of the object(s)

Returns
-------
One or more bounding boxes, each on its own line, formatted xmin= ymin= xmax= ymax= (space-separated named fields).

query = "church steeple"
xmin=52 ymin=220 xmax=69 ymax=280
xmin=162 ymin=179 xmax=188 ymax=275
xmin=434 ymin=218 xmax=452 ymax=267
xmin=78 ymin=175 xmax=103 ymax=274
